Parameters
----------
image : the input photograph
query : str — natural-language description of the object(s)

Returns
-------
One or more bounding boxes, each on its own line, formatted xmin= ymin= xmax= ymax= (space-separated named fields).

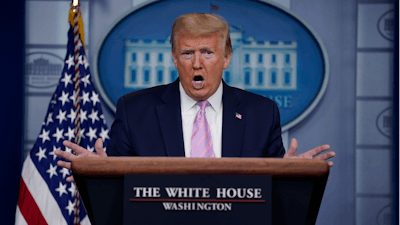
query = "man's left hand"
xmin=283 ymin=138 xmax=335 ymax=167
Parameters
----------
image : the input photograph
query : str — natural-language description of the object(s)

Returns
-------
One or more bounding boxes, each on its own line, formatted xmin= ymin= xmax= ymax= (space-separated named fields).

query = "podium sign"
xmin=123 ymin=174 xmax=272 ymax=225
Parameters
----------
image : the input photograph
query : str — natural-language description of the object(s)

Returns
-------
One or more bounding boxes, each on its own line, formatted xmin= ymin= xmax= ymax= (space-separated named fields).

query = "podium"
xmin=71 ymin=157 xmax=329 ymax=225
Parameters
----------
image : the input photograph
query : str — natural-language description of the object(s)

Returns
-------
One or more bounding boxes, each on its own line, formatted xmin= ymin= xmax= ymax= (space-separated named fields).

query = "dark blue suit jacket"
xmin=106 ymin=80 xmax=285 ymax=157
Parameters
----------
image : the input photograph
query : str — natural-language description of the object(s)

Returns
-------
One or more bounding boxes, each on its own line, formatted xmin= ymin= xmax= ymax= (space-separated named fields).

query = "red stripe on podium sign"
xmin=130 ymin=198 xmax=265 ymax=203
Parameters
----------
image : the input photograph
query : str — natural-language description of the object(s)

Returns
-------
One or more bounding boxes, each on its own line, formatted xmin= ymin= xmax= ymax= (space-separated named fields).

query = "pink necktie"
xmin=191 ymin=100 xmax=214 ymax=157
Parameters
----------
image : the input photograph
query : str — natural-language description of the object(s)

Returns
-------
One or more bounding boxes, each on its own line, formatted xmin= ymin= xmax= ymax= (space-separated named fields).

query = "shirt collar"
xmin=179 ymin=81 xmax=223 ymax=113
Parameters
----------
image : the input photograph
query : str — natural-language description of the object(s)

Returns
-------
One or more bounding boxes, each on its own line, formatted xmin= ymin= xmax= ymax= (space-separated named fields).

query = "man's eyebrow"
xmin=199 ymin=46 xmax=214 ymax=51
xmin=180 ymin=48 xmax=194 ymax=53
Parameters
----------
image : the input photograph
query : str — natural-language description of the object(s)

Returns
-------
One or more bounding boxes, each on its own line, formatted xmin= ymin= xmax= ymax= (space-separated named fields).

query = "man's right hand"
xmin=55 ymin=138 xmax=108 ymax=182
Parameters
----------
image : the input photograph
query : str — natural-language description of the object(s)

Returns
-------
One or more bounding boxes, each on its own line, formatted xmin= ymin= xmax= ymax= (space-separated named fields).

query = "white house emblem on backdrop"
xmin=378 ymin=9 xmax=394 ymax=41
xmin=26 ymin=52 xmax=63 ymax=88
xmin=376 ymin=107 xmax=393 ymax=138
xmin=93 ymin=0 xmax=329 ymax=131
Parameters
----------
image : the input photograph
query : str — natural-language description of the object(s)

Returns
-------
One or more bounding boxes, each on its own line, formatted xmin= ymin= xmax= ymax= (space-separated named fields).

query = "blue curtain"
xmin=393 ymin=1 xmax=400 ymax=224
xmin=0 ymin=0 xmax=25 ymax=224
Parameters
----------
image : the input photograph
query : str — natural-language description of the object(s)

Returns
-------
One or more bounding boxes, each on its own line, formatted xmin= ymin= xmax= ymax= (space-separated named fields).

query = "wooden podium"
xmin=71 ymin=157 xmax=329 ymax=225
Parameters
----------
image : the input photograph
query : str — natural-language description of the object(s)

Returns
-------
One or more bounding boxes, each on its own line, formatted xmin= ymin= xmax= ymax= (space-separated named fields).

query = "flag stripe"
xmin=21 ymin=155 xmax=68 ymax=225
xmin=15 ymin=206 xmax=28 ymax=225
xmin=17 ymin=178 xmax=48 ymax=225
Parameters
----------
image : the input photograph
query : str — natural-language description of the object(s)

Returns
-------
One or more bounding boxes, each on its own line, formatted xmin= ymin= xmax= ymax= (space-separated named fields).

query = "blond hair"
xmin=170 ymin=13 xmax=232 ymax=55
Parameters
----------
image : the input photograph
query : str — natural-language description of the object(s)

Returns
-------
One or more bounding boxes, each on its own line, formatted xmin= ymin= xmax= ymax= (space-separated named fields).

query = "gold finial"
xmin=71 ymin=0 xmax=80 ymax=13
xmin=72 ymin=0 xmax=79 ymax=7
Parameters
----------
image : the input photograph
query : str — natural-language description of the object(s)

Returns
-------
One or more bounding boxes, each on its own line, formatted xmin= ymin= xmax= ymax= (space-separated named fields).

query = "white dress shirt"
xmin=179 ymin=81 xmax=223 ymax=158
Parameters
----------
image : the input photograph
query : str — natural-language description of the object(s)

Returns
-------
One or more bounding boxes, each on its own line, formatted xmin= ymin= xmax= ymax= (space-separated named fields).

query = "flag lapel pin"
xmin=235 ymin=112 xmax=242 ymax=119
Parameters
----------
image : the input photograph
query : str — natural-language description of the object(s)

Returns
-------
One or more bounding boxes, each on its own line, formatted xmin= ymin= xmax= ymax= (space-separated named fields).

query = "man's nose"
xmin=192 ymin=52 xmax=202 ymax=69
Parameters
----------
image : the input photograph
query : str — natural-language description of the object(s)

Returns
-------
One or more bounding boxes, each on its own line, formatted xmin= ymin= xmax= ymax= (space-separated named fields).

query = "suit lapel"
xmin=156 ymin=80 xmax=185 ymax=156
xmin=222 ymin=83 xmax=245 ymax=157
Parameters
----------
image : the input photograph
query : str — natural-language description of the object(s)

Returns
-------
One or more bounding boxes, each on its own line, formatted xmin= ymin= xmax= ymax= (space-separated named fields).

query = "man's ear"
xmin=223 ymin=52 xmax=232 ymax=69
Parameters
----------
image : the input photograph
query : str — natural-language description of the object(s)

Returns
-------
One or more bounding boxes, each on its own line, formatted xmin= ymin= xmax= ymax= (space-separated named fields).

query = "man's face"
xmin=172 ymin=33 xmax=231 ymax=101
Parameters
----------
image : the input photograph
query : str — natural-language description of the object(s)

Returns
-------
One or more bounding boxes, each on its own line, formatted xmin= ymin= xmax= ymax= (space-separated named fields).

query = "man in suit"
xmin=56 ymin=13 xmax=334 ymax=181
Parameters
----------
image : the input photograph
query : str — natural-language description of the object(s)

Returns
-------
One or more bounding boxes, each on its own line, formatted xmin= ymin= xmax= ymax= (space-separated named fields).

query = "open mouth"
xmin=192 ymin=75 xmax=205 ymax=89
xmin=193 ymin=75 xmax=204 ymax=81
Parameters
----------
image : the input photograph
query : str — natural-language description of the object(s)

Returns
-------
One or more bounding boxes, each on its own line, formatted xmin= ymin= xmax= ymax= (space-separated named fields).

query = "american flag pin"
xmin=235 ymin=112 xmax=242 ymax=119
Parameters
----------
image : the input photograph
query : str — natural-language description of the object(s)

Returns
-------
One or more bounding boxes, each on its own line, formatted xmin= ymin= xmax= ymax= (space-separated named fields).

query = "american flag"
xmin=15 ymin=7 xmax=110 ymax=225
